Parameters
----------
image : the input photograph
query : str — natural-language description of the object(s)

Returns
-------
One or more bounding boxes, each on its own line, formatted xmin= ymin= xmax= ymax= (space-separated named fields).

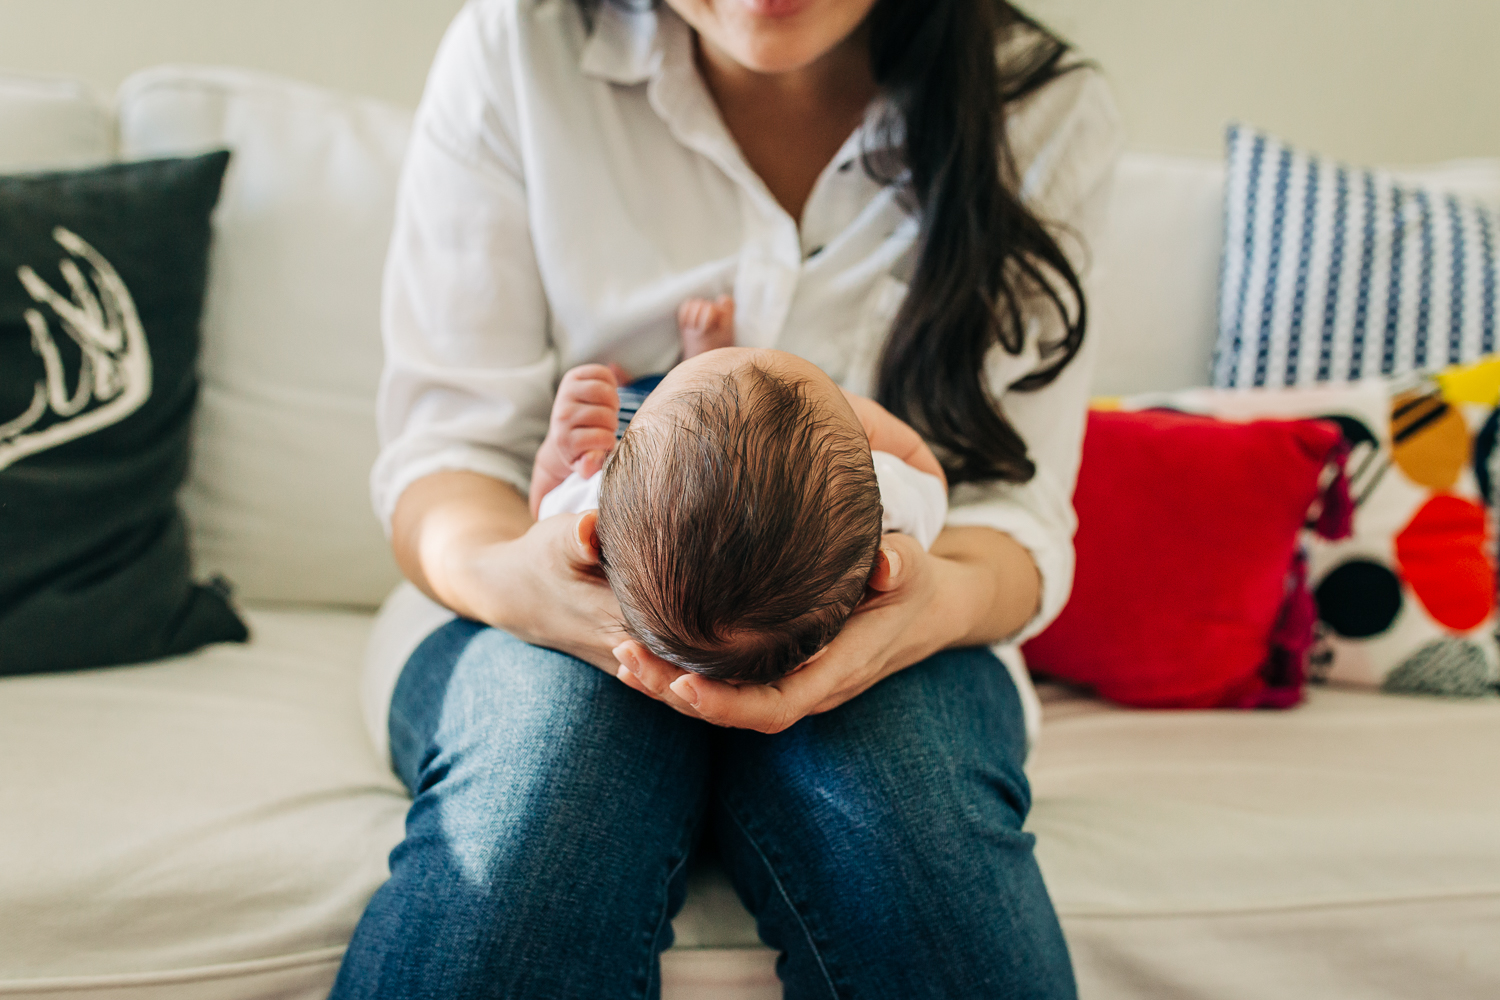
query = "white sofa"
xmin=2 ymin=67 xmax=1498 ymax=1000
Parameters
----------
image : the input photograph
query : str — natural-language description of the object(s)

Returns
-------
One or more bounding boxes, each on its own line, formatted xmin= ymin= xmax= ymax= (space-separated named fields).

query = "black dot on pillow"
xmin=1314 ymin=560 xmax=1403 ymax=638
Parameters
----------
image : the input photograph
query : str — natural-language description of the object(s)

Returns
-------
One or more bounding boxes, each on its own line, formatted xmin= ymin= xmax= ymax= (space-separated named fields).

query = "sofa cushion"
xmin=3 ymin=609 xmax=1496 ymax=1000
xmin=0 ymin=152 xmax=249 ymax=675
xmin=116 ymin=68 xmax=409 ymax=607
xmin=0 ymin=74 xmax=114 ymax=172
xmin=1086 ymin=153 xmax=1226 ymax=396
xmin=1214 ymin=124 xmax=1500 ymax=389
xmin=0 ymin=608 xmax=408 ymax=996
xmin=0 ymin=606 xmax=777 ymax=1000
xmin=1031 ymin=682 xmax=1500 ymax=1000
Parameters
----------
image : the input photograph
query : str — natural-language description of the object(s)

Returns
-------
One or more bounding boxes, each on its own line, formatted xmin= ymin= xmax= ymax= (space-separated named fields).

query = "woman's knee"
xmin=713 ymin=648 xmax=1072 ymax=998
xmin=395 ymin=623 xmax=710 ymax=834
xmin=375 ymin=624 xmax=715 ymax=994
xmin=722 ymin=646 xmax=1033 ymax=833
xmin=393 ymin=624 xmax=689 ymax=781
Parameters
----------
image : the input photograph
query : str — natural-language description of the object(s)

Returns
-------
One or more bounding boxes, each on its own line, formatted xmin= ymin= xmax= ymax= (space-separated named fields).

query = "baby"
xmin=530 ymin=297 xmax=947 ymax=685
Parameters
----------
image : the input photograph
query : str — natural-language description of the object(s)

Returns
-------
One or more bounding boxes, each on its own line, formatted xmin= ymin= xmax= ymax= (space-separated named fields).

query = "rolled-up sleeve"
xmin=371 ymin=1 xmax=557 ymax=532
xmin=944 ymin=68 xmax=1124 ymax=644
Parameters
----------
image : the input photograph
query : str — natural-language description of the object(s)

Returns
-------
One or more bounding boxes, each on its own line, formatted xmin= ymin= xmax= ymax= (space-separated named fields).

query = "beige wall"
xmin=1029 ymin=0 xmax=1500 ymax=163
xmin=1 ymin=0 xmax=1496 ymax=165
xmin=0 ymin=0 xmax=466 ymax=108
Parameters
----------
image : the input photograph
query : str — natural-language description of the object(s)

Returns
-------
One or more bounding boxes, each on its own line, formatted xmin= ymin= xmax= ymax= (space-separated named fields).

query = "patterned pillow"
xmin=1112 ymin=360 xmax=1500 ymax=697
xmin=1214 ymin=124 xmax=1499 ymax=389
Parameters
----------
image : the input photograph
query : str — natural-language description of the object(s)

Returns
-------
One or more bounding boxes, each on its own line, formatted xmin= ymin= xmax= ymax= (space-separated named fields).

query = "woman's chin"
xmin=719 ymin=32 xmax=833 ymax=75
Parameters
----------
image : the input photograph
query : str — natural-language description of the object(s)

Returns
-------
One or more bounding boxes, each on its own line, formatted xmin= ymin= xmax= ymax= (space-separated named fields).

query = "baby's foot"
xmin=677 ymin=295 xmax=735 ymax=359
xmin=529 ymin=364 xmax=623 ymax=518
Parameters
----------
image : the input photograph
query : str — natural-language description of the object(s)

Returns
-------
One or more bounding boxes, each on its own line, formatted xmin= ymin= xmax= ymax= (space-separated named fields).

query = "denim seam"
xmin=639 ymin=846 xmax=695 ymax=1000
xmin=720 ymin=797 xmax=841 ymax=1000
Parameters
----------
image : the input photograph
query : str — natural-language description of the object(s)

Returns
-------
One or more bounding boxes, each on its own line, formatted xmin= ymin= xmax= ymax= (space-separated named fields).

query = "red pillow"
xmin=1023 ymin=408 xmax=1350 ymax=709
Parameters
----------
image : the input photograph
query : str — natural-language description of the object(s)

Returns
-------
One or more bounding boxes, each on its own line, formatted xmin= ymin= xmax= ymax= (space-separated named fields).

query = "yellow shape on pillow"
xmin=1391 ymin=386 xmax=1469 ymax=492
xmin=1435 ymin=355 xmax=1500 ymax=406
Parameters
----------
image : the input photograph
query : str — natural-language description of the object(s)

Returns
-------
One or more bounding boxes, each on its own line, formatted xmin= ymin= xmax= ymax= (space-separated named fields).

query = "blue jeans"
xmin=330 ymin=622 xmax=1075 ymax=999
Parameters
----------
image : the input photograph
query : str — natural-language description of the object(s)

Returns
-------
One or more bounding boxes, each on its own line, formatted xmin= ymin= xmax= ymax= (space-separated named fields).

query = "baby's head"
xmin=596 ymin=348 xmax=882 ymax=685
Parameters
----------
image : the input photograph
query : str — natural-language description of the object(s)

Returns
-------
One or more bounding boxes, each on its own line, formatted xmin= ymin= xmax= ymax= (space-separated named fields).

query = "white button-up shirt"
xmin=365 ymin=0 xmax=1124 ymax=750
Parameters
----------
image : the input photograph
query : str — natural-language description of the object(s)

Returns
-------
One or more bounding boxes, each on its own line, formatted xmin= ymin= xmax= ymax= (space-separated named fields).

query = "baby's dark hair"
xmin=596 ymin=362 xmax=883 ymax=685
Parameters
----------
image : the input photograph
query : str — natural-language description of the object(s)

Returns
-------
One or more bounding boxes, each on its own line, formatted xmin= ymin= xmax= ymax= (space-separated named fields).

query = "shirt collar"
xmin=578 ymin=2 xmax=669 ymax=85
xmin=578 ymin=5 xmax=903 ymax=179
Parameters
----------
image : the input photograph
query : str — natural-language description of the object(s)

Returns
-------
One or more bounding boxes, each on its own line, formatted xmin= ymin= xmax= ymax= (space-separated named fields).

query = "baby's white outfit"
xmin=537 ymin=450 xmax=948 ymax=550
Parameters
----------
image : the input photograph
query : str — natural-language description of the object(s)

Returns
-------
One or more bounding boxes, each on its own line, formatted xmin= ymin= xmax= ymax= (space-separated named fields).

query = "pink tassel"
xmin=1314 ymin=441 xmax=1356 ymax=541
xmin=1238 ymin=550 xmax=1316 ymax=709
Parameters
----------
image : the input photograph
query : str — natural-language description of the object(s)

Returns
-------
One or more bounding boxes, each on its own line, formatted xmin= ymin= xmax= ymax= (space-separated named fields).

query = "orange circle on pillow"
xmin=1390 ymin=387 xmax=1469 ymax=491
xmin=1394 ymin=494 xmax=1494 ymax=632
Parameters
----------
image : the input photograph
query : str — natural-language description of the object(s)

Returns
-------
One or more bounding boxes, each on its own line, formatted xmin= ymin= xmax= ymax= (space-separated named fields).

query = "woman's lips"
xmin=731 ymin=0 xmax=812 ymax=18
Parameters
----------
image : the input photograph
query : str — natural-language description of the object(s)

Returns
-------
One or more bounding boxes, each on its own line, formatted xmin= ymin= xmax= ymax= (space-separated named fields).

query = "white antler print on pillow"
xmin=0 ymin=227 xmax=152 ymax=470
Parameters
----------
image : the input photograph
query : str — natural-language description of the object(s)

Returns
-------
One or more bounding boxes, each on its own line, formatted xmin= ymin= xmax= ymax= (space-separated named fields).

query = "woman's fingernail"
xmin=671 ymin=676 xmax=700 ymax=706
xmin=883 ymin=547 xmax=902 ymax=580
xmin=614 ymin=643 xmax=637 ymax=674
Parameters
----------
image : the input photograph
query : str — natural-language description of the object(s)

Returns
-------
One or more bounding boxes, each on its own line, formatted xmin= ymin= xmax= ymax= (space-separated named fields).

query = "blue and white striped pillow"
xmin=1213 ymin=125 xmax=1499 ymax=388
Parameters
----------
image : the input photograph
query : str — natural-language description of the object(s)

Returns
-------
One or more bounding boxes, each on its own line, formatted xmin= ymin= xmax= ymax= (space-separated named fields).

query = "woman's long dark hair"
xmin=580 ymin=0 xmax=1086 ymax=485
xmin=864 ymin=0 xmax=1084 ymax=484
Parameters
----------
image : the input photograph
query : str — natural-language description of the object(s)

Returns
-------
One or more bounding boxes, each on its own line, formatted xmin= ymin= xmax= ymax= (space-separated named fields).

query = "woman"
xmin=338 ymin=0 xmax=1121 ymax=996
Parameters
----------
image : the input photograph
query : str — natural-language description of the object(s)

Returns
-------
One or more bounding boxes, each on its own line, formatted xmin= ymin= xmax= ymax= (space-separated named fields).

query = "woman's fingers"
xmin=670 ymin=670 xmax=827 ymax=734
xmin=614 ymin=637 xmax=817 ymax=732
xmin=866 ymin=541 xmax=904 ymax=593
xmin=614 ymin=640 xmax=702 ymax=718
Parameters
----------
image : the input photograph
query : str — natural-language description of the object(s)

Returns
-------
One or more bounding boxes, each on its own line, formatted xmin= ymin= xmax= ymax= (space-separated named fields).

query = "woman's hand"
xmin=614 ymin=526 xmax=1041 ymax=732
xmin=392 ymin=470 xmax=628 ymax=673
xmin=471 ymin=511 xmax=631 ymax=672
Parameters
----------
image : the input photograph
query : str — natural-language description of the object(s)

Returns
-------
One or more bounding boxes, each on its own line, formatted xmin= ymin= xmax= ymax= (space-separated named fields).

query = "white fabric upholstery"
xmin=0 ymin=608 xmax=779 ymax=1000
xmin=0 ymin=73 xmax=113 ymax=171
xmin=3 ymin=613 xmax=1495 ymax=1000
xmin=115 ymin=67 xmax=408 ymax=607
xmin=0 ymin=609 xmax=403 ymax=996
xmin=1086 ymin=153 xmax=1225 ymax=396
xmin=1031 ymin=684 xmax=1500 ymax=999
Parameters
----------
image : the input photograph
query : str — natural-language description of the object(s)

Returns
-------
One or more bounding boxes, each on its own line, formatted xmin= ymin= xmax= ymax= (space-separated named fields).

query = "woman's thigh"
xmin=332 ymin=620 xmax=714 ymax=1000
xmin=711 ymin=646 xmax=1075 ymax=1000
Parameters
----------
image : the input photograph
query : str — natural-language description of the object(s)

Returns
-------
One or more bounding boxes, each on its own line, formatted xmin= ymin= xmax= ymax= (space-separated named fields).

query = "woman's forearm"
xmin=928 ymin=526 xmax=1043 ymax=648
xmin=390 ymin=470 xmax=534 ymax=624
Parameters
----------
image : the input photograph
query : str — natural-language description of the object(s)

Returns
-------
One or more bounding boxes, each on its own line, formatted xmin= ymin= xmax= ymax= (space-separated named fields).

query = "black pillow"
xmin=0 ymin=151 xmax=247 ymax=676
